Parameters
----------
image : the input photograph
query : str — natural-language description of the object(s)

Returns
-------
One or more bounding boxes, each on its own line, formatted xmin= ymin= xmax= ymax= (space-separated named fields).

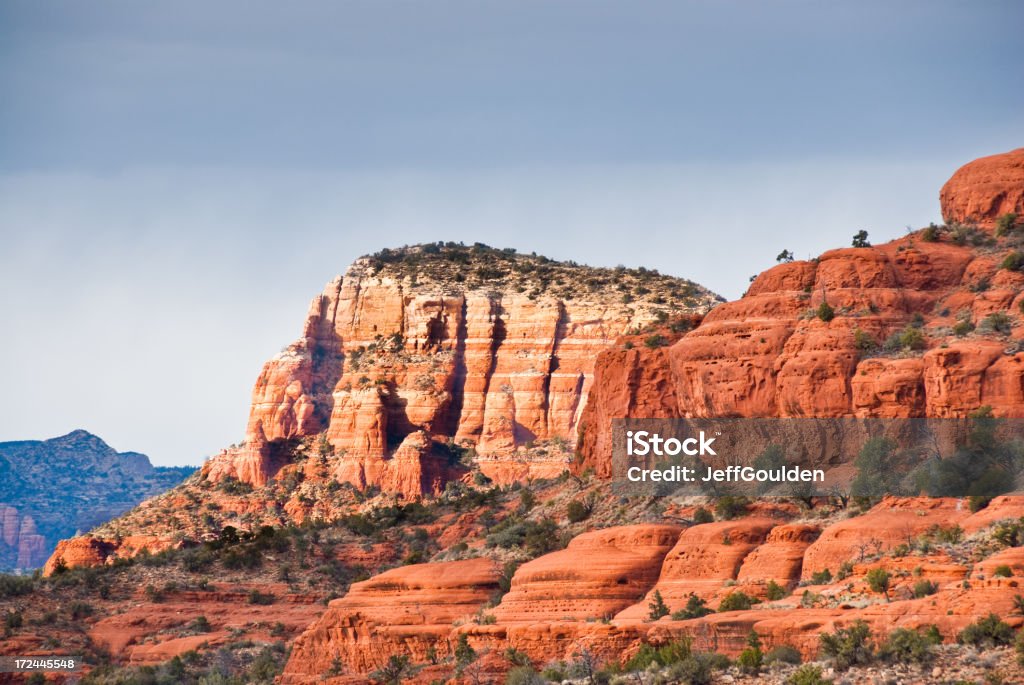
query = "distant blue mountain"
xmin=0 ymin=430 xmax=194 ymax=571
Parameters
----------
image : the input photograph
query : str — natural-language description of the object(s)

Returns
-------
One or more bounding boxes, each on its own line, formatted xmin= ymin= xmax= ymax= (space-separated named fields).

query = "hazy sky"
xmin=1 ymin=1 xmax=1022 ymax=466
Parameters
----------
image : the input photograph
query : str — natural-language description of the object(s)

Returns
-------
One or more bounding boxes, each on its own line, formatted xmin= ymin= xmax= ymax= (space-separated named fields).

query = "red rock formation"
xmin=492 ymin=524 xmax=681 ymax=623
xmin=281 ymin=558 xmax=500 ymax=682
xmin=200 ymin=247 xmax=718 ymax=496
xmin=800 ymin=497 xmax=968 ymax=580
xmin=578 ymin=148 xmax=1024 ymax=475
xmin=940 ymin=147 xmax=1024 ymax=228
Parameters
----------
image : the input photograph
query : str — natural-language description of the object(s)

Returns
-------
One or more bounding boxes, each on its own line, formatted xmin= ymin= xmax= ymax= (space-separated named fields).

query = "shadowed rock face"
xmin=200 ymin=244 xmax=721 ymax=496
xmin=0 ymin=430 xmax=193 ymax=571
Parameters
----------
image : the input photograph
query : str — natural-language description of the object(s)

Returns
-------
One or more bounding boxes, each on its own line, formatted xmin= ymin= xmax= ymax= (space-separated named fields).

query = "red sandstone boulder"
xmin=940 ymin=147 xmax=1024 ymax=228
xmin=492 ymin=524 xmax=682 ymax=623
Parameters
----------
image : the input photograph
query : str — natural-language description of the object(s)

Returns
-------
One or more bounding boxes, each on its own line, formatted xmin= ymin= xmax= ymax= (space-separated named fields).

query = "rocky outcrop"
xmin=491 ymin=524 xmax=681 ymax=623
xmin=201 ymin=245 xmax=720 ymax=496
xmin=578 ymin=147 xmax=1024 ymax=475
xmin=940 ymin=147 xmax=1024 ymax=228
xmin=281 ymin=558 xmax=500 ymax=681
xmin=0 ymin=430 xmax=193 ymax=572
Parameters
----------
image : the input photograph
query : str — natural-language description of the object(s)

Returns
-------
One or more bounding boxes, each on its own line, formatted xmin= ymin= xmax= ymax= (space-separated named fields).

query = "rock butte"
xmin=38 ymin=147 xmax=1024 ymax=682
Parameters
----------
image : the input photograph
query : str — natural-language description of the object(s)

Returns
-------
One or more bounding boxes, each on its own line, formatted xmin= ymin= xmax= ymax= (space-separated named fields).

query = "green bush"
xmin=878 ymin=627 xmax=936 ymax=665
xmin=623 ymin=638 xmax=693 ymax=671
xmin=912 ymin=579 xmax=938 ymax=598
xmin=505 ymin=666 xmax=544 ymax=685
xmin=664 ymin=652 xmax=728 ymax=685
xmin=957 ymin=614 xmax=1013 ymax=648
xmin=994 ymin=564 xmax=1014 ymax=578
xmin=714 ymin=496 xmax=749 ymax=520
xmin=866 ymin=568 xmax=891 ymax=599
xmin=671 ymin=593 xmax=712 ymax=620
xmin=996 ymin=212 xmax=1020 ymax=236
xmin=644 ymin=334 xmax=669 ymax=349
xmin=718 ymin=591 xmax=754 ymax=612
xmin=979 ymin=312 xmax=1013 ymax=335
xmin=0 ymin=575 xmax=34 ymax=598
xmin=852 ymin=230 xmax=871 ymax=248
xmin=819 ymin=620 xmax=874 ymax=670
xmin=787 ymin=664 xmax=833 ymax=685
xmin=817 ymin=301 xmax=835 ymax=322
xmin=648 ymin=590 xmax=670 ymax=621
xmin=692 ymin=507 xmax=714 ymax=524
xmin=765 ymin=645 xmax=802 ymax=665
xmin=968 ymin=495 xmax=993 ymax=512
xmin=765 ymin=580 xmax=788 ymax=601
xmin=737 ymin=631 xmax=763 ymax=674
xmin=953 ymin=319 xmax=974 ymax=337
xmin=810 ymin=569 xmax=832 ymax=585
xmin=883 ymin=326 xmax=926 ymax=352
xmin=920 ymin=224 xmax=940 ymax=242
xmin=566 ymin=499 xmax=591 ymax=523
xmin=853 ymin=328 xmax=877 ymax=351
xmin=1001 ymin=251 xmax=1024 ymax=271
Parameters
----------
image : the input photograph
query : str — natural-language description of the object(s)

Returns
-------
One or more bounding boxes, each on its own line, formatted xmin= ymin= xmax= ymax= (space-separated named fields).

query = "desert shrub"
xmin=866 ymin=568 xmax=891 ymax=599
xmin=4 ymin=610 xmax=23 ymax=630
xmin=623 ymin=638 xmax=693 ymax=671
xmin=912 ymin=579 xmax=938 ymax=598
xmin=953 ymin=319 xmax=974 ymax=336
xmin=819 ymin=620 xmax=874 ymax=670
xmin=190 ymin=615 xmax=211 ymax=633
xmin=878 ymin=627 xmax=936 ymax=664
xmin=810 ymin=569 xmax=832 ymax=585
xmin=993 ymin=518 xmax=1024 ymax=547
xmin=647 ymin=589 xmax=670 ymax=621
xmin=371 ymin=654 xmax=413 ymax=684
xmin=957 ymin=614 xmax=1013 ymax=648
xmin=765 ymin=645 xmax=802 ymax=665
xmin=69 ymin=601 xmax=93 ymax=619
xmin=969 ymin=495 xmax=993 ymax=512
xmin=486 ymin=517 xmax=561 ymax=557
xmin=817 ymin=301 xmax=835 ymax=322
xmin=979 ymin=312 xmax=1013 ymax=335
xmin=765 ymin=580 xmax=788 ymax=600
xmin=718 ymin=591 xmax=754 ymax=612
xmin=852 ymin=230 xmax=871 ymax=248
xmin=883 ymin=326 xmax=926 ymax=352
xmin=566 ymin=499 xmax=592 ymax=523
xmin=737 ymin=631 xmax=763 ymax=674
xmin=996 ymin=212 xmax=1020 ymax=236
xmin=1001 ymin=251 xmax=1024 ymax=271
xmin=665 ymin=652 xmax=728 ymax=685
xmin=247 ymin=589 xmax=274 ymax=605
xmin=505 ymin=666 xmax=544 ymax=685
xmin=994 ymin=564 xmax=1014 ymax=578
xmin=853 ymin=328 xmax=877 ymax=351
xmin=644 ymin=333 xmax=669 ymax=349
xmin=920 ymin=224 xmax=940 ymax=242
xmin=0 ymin=575 xmax=34 ymax=598
xmin=671 ymin=593 xmax=712 ymax=620
xmin=787 ymin=664 xmax=833 ymax=685
xmin=692 ymin=507 xmax=714 ymax=524
xmin=714 ymin=496 xmax=748 ymax=520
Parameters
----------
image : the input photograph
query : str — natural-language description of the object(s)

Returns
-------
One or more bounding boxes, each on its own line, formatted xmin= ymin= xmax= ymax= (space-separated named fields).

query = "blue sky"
xmin=1 ymin=1 xmax=1022 ymax=465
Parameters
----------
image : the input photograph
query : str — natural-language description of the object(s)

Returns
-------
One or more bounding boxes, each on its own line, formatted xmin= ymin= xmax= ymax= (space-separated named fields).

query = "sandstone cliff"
xmin=579 ymin=147 xmax=1024 ymax=476
xmin=200 ymin=244 xmax=721 ymax=496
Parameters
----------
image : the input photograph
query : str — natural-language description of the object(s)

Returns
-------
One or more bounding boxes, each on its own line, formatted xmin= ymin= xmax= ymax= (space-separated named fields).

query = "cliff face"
xmin=201 ymin=244 xmax=721 ymax=496
xmin=579 ymin=147 xmax=1024 ymax=476
xmin=0 ymin=430 xmax=193 ymax=571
